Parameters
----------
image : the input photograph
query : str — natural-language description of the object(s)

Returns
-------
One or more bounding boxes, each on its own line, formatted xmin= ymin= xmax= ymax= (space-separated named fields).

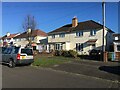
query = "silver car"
xmin=1 ymin=46 xmax=34 ymax=68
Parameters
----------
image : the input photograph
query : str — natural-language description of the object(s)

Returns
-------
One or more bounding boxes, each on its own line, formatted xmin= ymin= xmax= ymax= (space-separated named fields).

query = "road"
xmin=2 ymin=65 xmax=119 ymax=88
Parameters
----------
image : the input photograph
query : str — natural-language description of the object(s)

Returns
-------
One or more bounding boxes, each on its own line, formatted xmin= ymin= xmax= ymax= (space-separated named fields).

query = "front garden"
xmin=32 ymin=55 xmax=77 ymax=67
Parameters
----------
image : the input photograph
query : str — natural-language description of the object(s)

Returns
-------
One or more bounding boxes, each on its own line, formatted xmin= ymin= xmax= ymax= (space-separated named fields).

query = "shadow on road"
xmin=1 ymin=63 xmax=31 ymax=68
xmin=99 ymin=66 xmax=120 ymax=76
xmin=78 ymin=55 xmax=102 ymax=61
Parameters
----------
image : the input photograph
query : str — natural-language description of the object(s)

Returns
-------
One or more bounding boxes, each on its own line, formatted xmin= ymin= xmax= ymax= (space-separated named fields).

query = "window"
xmin=76 ymin=43 xmax=83 ymax=51
xmin=17 ymin=39 xmax=20 ymax=41
xmin=115 ymin=37 xmax=118 ymax=40
xmin=55 ymin=43 xmax=63 ymax=50
xmin=117 ymin=45 xmax=120 ymax=51
xmin=52 ymin=35 xmax=55 ymax=39
xmin=59 ymin=33 xmax=65 ymax=38
xmin=13 ymin=47 xmax=20 ymax=54
xmin=21 ymin=48 xmax=33 ymax=55
xmin=30 ymin=37 xmax=34 ymax=40
xmin=33 ymin=46 xmax=36 ymax=50
xmin=23 ymin=38 xmax=26 ymax=40
xmin=7 ymin=39 xmax=10 ymax=42
xmin=92 ymin=44 xmax=96 ymax=49
xmin=15 ymin=39 xmax=18 ymax=41
xmin=90 ymin=30 xmax=96 ymax=36
xmin=3 ymin=48 xmax=13 ymax=54
xmin=19 ymin=39 xmax=21 ymax=41
xmin=76 ymin=31 xmax=83 ymax=37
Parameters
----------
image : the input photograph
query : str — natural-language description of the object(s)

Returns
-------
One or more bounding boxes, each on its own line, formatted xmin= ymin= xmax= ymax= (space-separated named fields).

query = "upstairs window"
xmin=76 ymin=31 xmax=83 ymax=37
xmin=59 ymin=33 xmax=65 ymax=38
xmin=90 ymin=30 xmax=96 ymax=36
xmin=52 ymin=35 xmax=55 ymax=39
xmin=115 ymin=37 xmax=118 ymax=40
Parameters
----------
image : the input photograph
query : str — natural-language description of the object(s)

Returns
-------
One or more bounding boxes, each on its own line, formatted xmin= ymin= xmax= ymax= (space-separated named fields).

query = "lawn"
xmin=32 ymin=55 xmax=76 ymax=67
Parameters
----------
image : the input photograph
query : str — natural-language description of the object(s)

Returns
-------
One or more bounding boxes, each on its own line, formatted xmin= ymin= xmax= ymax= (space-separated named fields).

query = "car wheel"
xmin=8 ymin=60 xmax=15 ymax=68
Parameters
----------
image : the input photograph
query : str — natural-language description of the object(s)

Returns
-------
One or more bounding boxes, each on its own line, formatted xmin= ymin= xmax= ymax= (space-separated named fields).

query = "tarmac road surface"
xmin=2 ymin=65 xmax=119 ymax=88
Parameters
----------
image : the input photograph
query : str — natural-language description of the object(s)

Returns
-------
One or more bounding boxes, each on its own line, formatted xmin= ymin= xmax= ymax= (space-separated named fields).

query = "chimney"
xmin=27 ymin=28 xmax=32 ymax=33
xmin=72 ymin=16 xmax=78 ymax=27
xmin=7 ymin=32 xmax=10 ymax=37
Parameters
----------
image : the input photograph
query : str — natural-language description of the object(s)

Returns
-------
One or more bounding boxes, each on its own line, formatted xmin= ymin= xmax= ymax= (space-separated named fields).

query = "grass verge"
xmin=32 ymin=56 xmax=74 ymax=67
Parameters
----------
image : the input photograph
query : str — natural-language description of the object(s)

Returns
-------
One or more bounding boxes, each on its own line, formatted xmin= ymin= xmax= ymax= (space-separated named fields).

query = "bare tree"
xmin=22 ymin=15 xmax=37 ymax=46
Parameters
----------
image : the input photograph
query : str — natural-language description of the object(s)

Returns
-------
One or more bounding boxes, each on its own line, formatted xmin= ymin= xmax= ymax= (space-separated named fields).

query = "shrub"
xmin=69 ymin=50 xmax=78 ymax=58
xmin=62 ymin=50 xmax=71 ymax=57
xmin=54 ymin=50 xmax=60 ymax=56
xmin=54 ymin=50 xmax=64 ymax=56
xmin=54 ymin=50 xmax=78 ymax=58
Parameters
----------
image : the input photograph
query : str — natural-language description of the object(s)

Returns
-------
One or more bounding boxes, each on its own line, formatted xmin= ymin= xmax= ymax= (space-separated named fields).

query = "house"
xmin=48 ymin=17 xmax=114 ymax=55
xmin=0 ymin=37 xmax=2 ymax=47
xmin=113 ymin=33 xmax=120 ymax=52
xmin=112 ymin=33 xmax=120 ymax=60
xmin=0 ymin=32 xmax=20 ymax=47
xmin=14 ymin=29 xmax=48 ymax=51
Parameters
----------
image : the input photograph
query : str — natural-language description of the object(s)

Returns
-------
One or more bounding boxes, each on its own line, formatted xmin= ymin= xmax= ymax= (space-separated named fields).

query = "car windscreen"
xmin=21 ymin=48 xmax=33 ymax=55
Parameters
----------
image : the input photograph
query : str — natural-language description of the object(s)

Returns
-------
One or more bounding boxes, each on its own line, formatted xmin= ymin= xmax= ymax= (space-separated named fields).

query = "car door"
xmin=3 ymin=48 xmax=12 ymax=63
xmin=2 ymin=48 xmax=8 ymax=62
xmin=5 ymin=48 xmax=13 ymax=63
xmin=0 ymin=47 xmax=2 ymax=62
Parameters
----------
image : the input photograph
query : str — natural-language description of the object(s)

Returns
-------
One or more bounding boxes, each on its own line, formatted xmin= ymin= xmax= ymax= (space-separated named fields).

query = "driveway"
xmin=51 ymin=60 xmax=120 ymax=82
xmin=2 ymin=64 xmax=119 ymax=88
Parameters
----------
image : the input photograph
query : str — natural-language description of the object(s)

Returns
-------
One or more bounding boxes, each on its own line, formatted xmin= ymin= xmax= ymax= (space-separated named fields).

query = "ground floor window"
xmin=76 ymin=43 xmax=83 ymax=51
xmin=33 ymin=46 xmax=36 ymax=50
xmin=55 ymin=43 xmax=63 ymax=50
xmin=92 ymin=44 xmax=96 ymax=49
xmin=117 ymin=45 xmax=120 ymax=51
xmin=49 ymin=45 xmax=51 ymax=51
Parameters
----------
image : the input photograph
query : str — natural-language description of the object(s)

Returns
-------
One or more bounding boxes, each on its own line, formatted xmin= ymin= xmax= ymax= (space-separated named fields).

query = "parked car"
xmin=1 ymin=46 xmax=34 ymax=68
xmin=89 ymin=49 xmax=102 ymax=56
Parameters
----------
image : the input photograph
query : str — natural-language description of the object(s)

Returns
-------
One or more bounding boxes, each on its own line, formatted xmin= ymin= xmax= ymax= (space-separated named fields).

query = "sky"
xmin=2 ymin=2 xmax=118 ymax=36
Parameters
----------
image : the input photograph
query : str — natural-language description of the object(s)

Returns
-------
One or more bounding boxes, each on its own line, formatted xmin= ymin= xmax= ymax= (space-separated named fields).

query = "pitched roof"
xmin=48 ymin=20 xmax=114 ymax=34
xmin=2 ymin=33 xmax=19 ymax=40
xmin=113 ymin=33 xmax=120 ymax=37
xmin=14 ymin=29 xmax=47 ymax=39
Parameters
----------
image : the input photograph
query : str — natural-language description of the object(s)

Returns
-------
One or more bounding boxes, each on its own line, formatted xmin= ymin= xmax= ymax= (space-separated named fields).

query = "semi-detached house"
xmin=0 ymin=33 xmax=20 ymax=47
xmin=48 ymin=17 xmax=114 ymax=55
xmin=14 ymin=29 xmax=48 ymax=51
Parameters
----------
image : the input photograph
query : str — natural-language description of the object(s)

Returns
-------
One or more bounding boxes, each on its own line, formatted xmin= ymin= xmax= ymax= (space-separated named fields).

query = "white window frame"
xmin=76 ymin=43 xmax=83 ymax=51
xmin=115 ymin=37 xmax=118 ymax=40
xmin=76 ymin=31 xmax=83 ymax=37
xmin=59 ymin=33 xmax=65 ymax=38
xmin=52 ymin=35 xmax=55 ymax=39
xmin=90 ymin=30 xmax=96 ymax=36
xmin=55 ymin=43 xmax=63 ymax=50
xmin=117 ymin=45 xmax=120 ymax=52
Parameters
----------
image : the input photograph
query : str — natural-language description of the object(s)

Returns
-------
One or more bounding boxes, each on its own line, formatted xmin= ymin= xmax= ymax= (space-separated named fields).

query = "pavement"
xmin=51 ymin=59 xmax=120 ymax=82
xmin=2 ymin=64 xmax=120 ymax=88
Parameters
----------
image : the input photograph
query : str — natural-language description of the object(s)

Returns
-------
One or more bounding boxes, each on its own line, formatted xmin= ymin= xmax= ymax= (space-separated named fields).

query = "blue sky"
xmin=2 ymin=2 xmax=118 ymax=36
